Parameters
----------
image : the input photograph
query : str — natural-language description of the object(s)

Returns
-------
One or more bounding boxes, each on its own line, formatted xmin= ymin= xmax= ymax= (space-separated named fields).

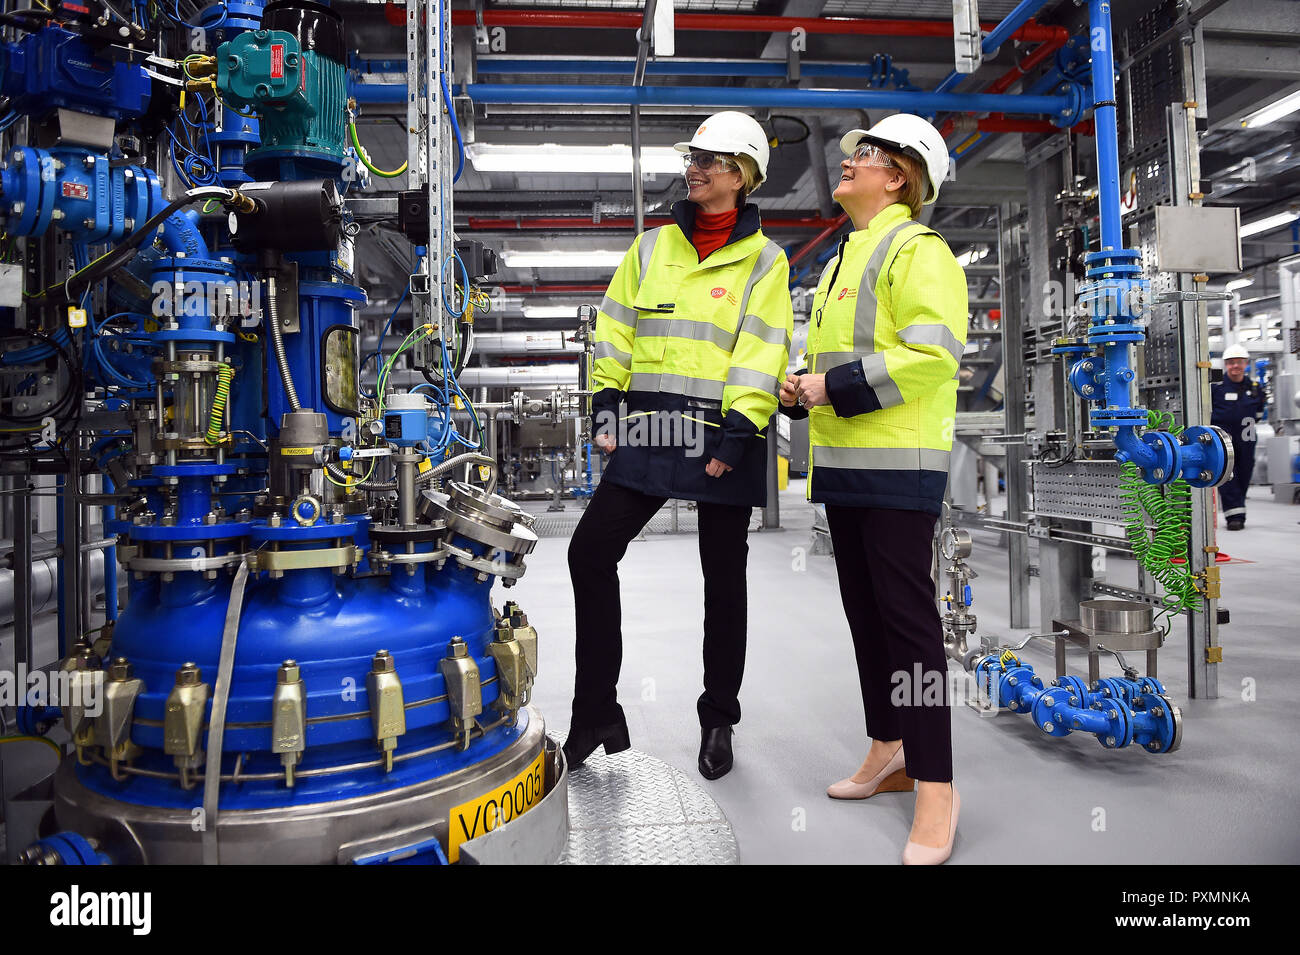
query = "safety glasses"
xmin=849 ymin=142 xmax=897 ymax=169
xmin=683 ymin=151 xmax=739 ymax=173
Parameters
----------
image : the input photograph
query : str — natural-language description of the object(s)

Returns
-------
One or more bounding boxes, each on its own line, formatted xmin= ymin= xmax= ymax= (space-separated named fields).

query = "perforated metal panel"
xmin=558 ymin=742 xmax=739 ymax=865
xmin=1031 ymin=460 xmax=1127 ymax=522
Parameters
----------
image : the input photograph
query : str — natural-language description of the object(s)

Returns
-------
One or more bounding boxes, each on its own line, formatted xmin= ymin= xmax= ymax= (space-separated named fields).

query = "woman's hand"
xmin=705 ymin=457 xmax=733 ymax=478
xmin=795 ymin=373 xmax=830 ymax=407
xmin=779 ymin=373 xmax=801 ymax=407
xmin=595 ymin=432 xmax=617 ymax=453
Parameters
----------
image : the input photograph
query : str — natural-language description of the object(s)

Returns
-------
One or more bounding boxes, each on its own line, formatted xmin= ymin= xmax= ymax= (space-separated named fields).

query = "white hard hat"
xmin=839 ymin=113 xmax=950 ymax=205
xmin=1222 ymin=344 xmax=1250 ymax=361
xmin=675 ymin=111 xmax=770 ymax=188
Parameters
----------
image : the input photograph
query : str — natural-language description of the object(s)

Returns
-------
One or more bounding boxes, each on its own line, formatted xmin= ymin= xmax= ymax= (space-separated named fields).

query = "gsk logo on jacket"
xmin=837 ymin=287 xmax=858 ymax=301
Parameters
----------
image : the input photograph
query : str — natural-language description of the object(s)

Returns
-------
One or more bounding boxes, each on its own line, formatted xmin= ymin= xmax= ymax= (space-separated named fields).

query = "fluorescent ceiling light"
xmin=1240 ymin=89 xmax=1300 ymax=129
xmin=522 ymin=305 xmax=583 ymax=318
xmin=1240 ymin=210 xmax=1300 ymax=238
xmin=502 ymin=250 xmax=624 ymax=269
xmin=468 ymin=143 xmax=683 ymax=175
xmin=1224 ymin=277 xmax=1254 ymax=293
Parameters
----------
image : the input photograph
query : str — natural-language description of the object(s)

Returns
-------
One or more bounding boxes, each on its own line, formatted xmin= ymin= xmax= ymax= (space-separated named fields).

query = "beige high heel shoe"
xmin=902 ymin=785 xmax=960 ymax=865
xmin=826 ymin=744 xmax=914 ymax=800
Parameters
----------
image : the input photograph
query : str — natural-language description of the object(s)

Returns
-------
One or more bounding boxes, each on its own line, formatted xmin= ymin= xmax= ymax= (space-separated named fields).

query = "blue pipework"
xmin=418 ymin=54 xmax=919 ymax=89
xmin=973 ymin=654 xmax=1181 ymax=753
xmin=0 ymin=25 xmax=152 ymax=120
xmin=1062 ymin=0 xmax=1230 ymax=488
xmin=934 ymin=0 xmax=1059 ymax=94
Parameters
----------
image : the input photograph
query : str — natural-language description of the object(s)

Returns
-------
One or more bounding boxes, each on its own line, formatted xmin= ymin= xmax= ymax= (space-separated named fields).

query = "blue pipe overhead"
xmin=456 ymin=57 xmax=917 ymax=86
xmin=934 ymin=0 xmax=1059 ymax=94
xmin=352 ymin=82 xmax=1077 ymax=116
xmin=451 ymin=82 xmax=1079 ymax=117
xmin=1087 ymin=0 xmax=1123 ymax=253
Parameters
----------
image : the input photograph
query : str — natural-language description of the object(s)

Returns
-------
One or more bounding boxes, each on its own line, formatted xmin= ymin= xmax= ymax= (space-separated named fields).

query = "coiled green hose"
xmin=205 ymin=363 xmax=234 ymax=446
xmin=1118 ymin=410 xmax=1202 ymax=627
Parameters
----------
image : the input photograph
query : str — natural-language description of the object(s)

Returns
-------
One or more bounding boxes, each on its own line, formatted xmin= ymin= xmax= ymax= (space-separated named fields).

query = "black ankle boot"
xmin=562 ymin=719 xmax=631 ymax=769
xmin=698 ymin=726 xmax=734 ymax=780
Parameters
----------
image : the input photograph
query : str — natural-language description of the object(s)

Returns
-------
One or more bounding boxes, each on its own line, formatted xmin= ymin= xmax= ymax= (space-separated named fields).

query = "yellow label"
xmin=418 ymin=458 xmax=432 ymax=473
xmin=453 ymin=395 xmax=464 ymax=410
xmin=477 ymin=464 xmax=492 ymax=482
xmin=280 ymin=446 xmax=314 ymax=456
xmin=67 ymin=307 xmax=87 ymax=329
xmin=447 ymin=749 xmax=545 ymax=863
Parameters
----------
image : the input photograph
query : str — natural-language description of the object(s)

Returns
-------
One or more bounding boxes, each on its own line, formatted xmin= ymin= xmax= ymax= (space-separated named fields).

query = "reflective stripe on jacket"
xmin=802 ymin=202 xmax=968 ymax=515
xmin=591 ymin=201 xmax=794 ymax=506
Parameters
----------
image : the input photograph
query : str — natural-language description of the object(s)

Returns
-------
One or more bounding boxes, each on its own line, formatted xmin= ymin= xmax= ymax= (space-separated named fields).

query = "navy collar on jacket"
xmin=670 ymin=200 xmax=763 ymax=248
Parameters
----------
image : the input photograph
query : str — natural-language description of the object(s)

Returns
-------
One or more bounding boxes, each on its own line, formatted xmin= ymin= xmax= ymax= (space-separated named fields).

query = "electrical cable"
xmin=24 ymin=186 xmax=236 ymax=306
xmin=205 ymin=362 xmax=233 ymax=444
xmin=347 ymin=122 xmax=407 ymax=178
xmin=1118 ymin=411 xmax=1201 ymax=629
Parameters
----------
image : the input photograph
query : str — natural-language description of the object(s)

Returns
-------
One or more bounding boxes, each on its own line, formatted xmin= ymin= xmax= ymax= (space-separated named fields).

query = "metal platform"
xmin=558 ymin=743 xmax=739 ymax=865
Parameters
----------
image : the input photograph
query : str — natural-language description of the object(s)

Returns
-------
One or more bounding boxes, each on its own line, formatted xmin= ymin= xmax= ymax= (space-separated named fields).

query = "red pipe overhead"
xmin=450 ymin=10 xmax=1062 ymax=43
xmin=939 ymin=31 xmax=1069 ymax=138
xmin=468 ymin=215 xmax=846 ymax=231
xmin=788 ymin=214 xmax=850 ymax=268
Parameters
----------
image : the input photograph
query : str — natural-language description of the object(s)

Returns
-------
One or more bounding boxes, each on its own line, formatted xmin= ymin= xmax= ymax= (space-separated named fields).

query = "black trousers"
xmin=825 ymin=504 xmax=953 ymax=783
xmin=568 ymin=479 xmax=751 ymax=730
xmin=1217 ymin=437 xmax=1256 ymax=521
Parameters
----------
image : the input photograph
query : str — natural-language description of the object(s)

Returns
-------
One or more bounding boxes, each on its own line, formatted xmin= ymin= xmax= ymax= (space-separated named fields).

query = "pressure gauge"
xmin=940 ymin=527 xmax=972 ymax=561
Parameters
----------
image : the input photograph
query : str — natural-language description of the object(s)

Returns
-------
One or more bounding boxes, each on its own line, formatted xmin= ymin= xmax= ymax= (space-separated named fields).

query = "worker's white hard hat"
xmin=1222 ymin=344 xmax=1250 ymax=361
xmin=675 ymin=111 xmax=770 ymax=188
xmin=839 ymin=113 xmax=950 ymax=205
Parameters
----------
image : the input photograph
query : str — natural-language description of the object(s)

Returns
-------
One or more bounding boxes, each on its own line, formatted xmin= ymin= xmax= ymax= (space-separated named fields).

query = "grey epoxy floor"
xmin=507 ymin=480 xmax=1300 ymax=864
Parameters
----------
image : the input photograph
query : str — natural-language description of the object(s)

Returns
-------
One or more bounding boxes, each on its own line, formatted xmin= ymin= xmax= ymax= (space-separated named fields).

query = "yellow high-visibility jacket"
xmin=786 ymin=202 xmax=968 ymax=515
xmin=591 ymin=201 xmax=794 ymax=506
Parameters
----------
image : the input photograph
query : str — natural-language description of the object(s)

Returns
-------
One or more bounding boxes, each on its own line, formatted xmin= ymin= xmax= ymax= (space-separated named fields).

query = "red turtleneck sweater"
xmin=691 ymin=207 xmax=739 ymax=262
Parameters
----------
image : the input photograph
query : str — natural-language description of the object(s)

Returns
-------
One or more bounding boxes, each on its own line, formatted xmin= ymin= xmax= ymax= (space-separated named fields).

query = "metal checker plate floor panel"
xmin=555 ymin=737 xmax=738 ymax=865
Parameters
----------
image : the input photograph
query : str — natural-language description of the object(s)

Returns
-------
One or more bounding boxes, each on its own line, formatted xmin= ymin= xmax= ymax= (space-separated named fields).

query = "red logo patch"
xmin=838 ymin=287 xmax=848 ymax=300
xmin=270 ymin=43 xmax=285 ymax=79
xmin=837 ymin=287 xmax=857 ymax=300
xmin=711 ymin=287 xmax=727 ymax=299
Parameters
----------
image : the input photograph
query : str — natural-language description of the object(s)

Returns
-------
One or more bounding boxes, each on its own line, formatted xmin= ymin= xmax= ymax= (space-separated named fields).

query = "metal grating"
xmin=557 ymin=739 xmax=739 ymax=864
xmin=1030 ymin=459 xmax=1128 ymax=523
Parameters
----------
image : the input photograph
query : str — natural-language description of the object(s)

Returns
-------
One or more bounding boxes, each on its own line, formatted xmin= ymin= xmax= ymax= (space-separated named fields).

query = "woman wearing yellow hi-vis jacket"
xmin=564 ymin=111 xmax=793 ymax=782
xmin=781 ymin=114 xmax=967 ymax=864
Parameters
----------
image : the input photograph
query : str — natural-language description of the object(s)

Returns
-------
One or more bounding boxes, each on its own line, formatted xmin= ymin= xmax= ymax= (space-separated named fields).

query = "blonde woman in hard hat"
xmin=566 ymin=111 xmax=794 ymax=781
xmin=780 ymin=114 xmax=967 ymax=864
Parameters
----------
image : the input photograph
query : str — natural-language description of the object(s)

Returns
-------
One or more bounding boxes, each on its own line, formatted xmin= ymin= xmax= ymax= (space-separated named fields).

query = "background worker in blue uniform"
xmin=564 ymin=111 xmax=794 ymax=780
xmin=780 ymin=114 xmax=967 ymax=864
xmin=1213 ymin=343 xmax=1267 ymax=530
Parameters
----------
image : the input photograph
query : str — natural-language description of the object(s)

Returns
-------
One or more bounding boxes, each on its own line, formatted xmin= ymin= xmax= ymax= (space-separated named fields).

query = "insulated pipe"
xmin=1 ymin=550 xmax=107 ymax=627
xmin=447 ymin=9 xmax=1062 ymax=43
xmin=388 ymin=366 xmax=580 ymax=388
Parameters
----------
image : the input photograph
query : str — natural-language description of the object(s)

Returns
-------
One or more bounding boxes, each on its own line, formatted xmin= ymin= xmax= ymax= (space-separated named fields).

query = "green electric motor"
xmin=216 ymin=0 xmax=348 ymax=177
